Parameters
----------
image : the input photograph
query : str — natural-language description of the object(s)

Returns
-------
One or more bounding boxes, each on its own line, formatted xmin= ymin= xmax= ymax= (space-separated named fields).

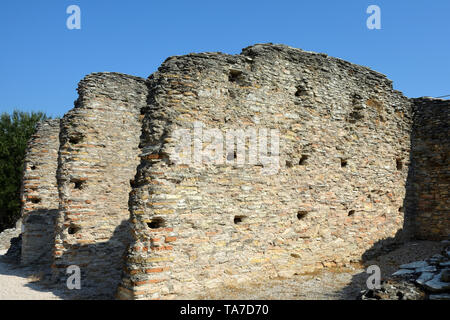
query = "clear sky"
xmin=1 ymin=0 xmax=449 ymax=118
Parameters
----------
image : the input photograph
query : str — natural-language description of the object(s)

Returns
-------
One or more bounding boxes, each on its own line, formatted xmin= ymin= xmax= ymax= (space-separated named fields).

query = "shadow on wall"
xmin=0 ymin=220 xmax=132 ymax=300
xmin=51 ymin=219 xmax=132 ymax=299
xmin=336 ymin=99 xmax=449 ymax=299
xmin=356 ymin=135 xmax=417 ymax=262
xmin=21 ymin=209 xmax=58 ymax=265
xmin=351 ymin=98 xmax=449 ymax=262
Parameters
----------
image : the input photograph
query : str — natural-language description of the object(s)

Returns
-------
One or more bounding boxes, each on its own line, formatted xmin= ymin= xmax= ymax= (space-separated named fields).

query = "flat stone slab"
xmin=429 ymin=293 xmax=450 ymax=300
xmin=400 ymin=261 xmax=428 ymax=269
xmin=416 ymin=272 xmax=435 ymax=285
xmin=392 ymin=269 xmax=416 ymax=276
xmin=416 ymin=266 xmax=437 ymax=273
xmin=423 ymin=273 xmax=450 ymax=292
xmin=430 ymin=254 xmax=445 ymax=261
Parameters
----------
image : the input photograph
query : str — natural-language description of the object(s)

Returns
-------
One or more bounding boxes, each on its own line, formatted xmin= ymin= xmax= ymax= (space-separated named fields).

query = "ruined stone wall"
xmin=407 ymin=98 xmax=449 ymax=240
xmin=118 ymin=44 xmax=413 ymax=299
xmin=21 ymin=119 xmax=60 ymax=265
xmin=17 ymin=44 xmax=448 ymax=300
xmin=53 ymin=73 xmax=147 ymax=297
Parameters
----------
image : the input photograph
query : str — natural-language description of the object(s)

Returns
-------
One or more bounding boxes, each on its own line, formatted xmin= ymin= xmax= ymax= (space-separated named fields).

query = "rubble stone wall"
xmin=408 ymin=98 xmax=449 ymax=240
xmin=118 ymin=44 xmax=413 ymax=299
xmin=52 ymin=73 xmax=147 ymax=297
xmin=21 ymin=119 xmax=60 ymax=265
xmin=18 ymin=44 xmax=448 ymax=300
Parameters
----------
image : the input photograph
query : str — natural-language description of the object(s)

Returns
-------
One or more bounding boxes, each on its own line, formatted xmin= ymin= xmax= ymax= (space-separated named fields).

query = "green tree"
xmin=0 ymin=111 xmax=50 ymax=232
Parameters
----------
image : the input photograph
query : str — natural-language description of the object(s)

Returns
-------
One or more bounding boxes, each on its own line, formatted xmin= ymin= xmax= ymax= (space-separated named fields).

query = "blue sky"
xmin=1 ymin=0 xmax=449 ymax=118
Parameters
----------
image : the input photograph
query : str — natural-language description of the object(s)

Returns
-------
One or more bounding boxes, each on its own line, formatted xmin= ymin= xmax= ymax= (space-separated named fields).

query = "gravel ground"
xmin=0 ymin=240 xmax=445 ymax=300
xmin=0 ymin=249 xmax=62 ymax=300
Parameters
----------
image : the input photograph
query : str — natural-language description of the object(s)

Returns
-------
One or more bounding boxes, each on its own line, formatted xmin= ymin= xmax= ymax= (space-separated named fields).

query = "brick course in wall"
xmin=52 ymin=72 xmax=148 ymax=297
xmin=21 ymin=119 xmax=60 ymax=265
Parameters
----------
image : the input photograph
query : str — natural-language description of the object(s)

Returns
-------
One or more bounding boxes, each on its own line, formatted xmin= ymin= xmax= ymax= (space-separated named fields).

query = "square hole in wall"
xmin=71 ymin=178 xmax=86 ymax=190
xmin=147 ymin=217 xmax=166 ymax=229
xmin=295 ymin=85 xmax=307 ymax=97
xmin=69 ymin=134 xmax=83 ymax=145
xmin=68 ymin=225 xmax=81 ymax=235
xmin=298 ymin=155 xmax=309 ymax=165
xmin=234 ymin=215 xmax=247 ymax=224
xmin=228 ymin=69 xmax=242 ymax=82
xmin=396 ymin=158 xmax=403 ymax=170
xmin=297 ymin=211 xmax=308 ymax=220
xmin=30 ymin=197 xmax=41 ymax=204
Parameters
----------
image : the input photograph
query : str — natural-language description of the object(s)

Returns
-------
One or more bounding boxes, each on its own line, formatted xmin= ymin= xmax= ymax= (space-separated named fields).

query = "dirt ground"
xmin=198 ymin=240 xmax=446 ymax=300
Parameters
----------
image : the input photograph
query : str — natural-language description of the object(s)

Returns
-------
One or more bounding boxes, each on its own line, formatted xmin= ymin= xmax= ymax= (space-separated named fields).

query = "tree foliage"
xmin=0 ymin=111 xmax=50 ymax=232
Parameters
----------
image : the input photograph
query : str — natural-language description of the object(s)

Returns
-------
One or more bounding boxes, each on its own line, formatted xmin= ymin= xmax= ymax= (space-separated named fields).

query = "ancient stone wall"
xmin=21 ymin=119 xmax=60 ymax=265
xmin=53 ymin=72 xmax=147 ymax=297
xmin=118 ymin=44 xmax=413 ymax=299
xmin=407 ymin=98 xmax=449 ymax=240
xmin=17 ymin=44 xmax=448 ymax=300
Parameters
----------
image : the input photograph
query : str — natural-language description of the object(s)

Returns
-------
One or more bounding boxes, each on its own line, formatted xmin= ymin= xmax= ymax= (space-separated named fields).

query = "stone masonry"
xmin=407 ymin=98 xmax=450 ymax=240
xmin=117 ymin=44 xmax=415 ymax=299
xmin=18 ymin=44 xmax=449 ymax=299
xmin=52 ymin=73 xmax=148 ymax=297
xmin=20 ymin=119 xmax=60 ymax=265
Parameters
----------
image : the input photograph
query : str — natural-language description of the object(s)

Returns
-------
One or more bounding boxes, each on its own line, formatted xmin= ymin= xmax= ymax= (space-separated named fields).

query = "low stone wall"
xmin=20 ymin=119 xmax=60 ymax=265
xmin=52 ymin=73 xmax=148 ymax=297
xmin=118 ymin=44 xmax=413 ymax=299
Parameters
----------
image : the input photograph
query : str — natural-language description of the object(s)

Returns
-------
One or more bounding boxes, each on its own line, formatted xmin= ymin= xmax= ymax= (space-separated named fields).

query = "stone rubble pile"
xmin=0 ymin=227 xmax=21 ymax=250
xmin=360 ymin=242 xmax=450 ymax=300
